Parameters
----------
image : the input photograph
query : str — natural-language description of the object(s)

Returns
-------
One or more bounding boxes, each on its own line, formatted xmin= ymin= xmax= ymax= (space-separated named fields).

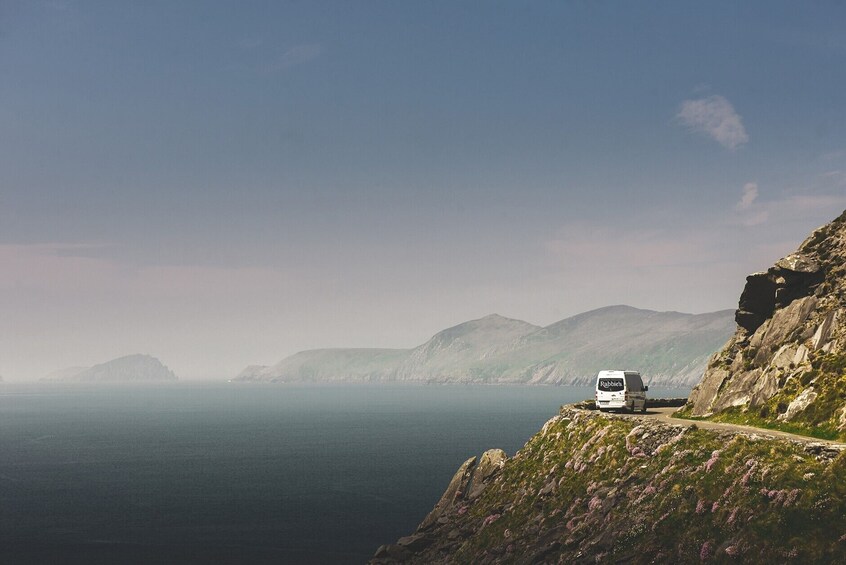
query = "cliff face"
xmin=685 ymin=210 xmax=846 ymax=439
xmin=373 ymin=408 xmax=846 ymax=564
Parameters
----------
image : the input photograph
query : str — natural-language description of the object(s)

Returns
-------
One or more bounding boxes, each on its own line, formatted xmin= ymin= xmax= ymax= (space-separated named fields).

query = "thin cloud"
xmin=677 ymin=95 xmax=749 ymax=149
xmin=819 ymin=149 xmax=846 ymax=161
xmin=736 ymin=182 xmax=759 ymax=211
xmin=267 ymin=43 xmax=323 ymax=72
xmin=733 ymin=182 xmax=766 ymax=225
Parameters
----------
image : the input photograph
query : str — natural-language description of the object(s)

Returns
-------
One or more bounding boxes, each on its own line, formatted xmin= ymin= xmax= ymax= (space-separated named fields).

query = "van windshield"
xmin=598 ymin=378 xmax=624 ymax=392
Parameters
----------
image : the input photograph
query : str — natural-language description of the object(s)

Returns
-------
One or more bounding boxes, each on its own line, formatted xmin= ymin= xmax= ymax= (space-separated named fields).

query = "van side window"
xmin=624 ymin=373 xmax=642 ymax=392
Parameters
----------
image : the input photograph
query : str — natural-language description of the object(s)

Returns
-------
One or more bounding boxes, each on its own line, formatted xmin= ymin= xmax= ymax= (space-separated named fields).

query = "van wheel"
xmin=640 ymin=402 xmax=647 ymax=414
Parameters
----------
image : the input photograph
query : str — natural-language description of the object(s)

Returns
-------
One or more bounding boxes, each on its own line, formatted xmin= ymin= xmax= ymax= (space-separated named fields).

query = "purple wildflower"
xmin=727 ymin=508 xmax=738 ymax=525
xmin=705 ymin=450 xmax=720 ymax=472
xmin=588 ymin=495 xmax=603 ymax=511
xmin=482 ymin=513 xmax=500 ymax=527
xmin=725 ymin=545 xmax=738 ymax=556
xmin=700 ymin=540 xmax=713 ymax=561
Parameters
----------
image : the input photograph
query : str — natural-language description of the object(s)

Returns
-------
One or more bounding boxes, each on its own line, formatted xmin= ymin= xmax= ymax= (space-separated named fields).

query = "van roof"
xmin=596 ymin=370 xmax=640 ymax=377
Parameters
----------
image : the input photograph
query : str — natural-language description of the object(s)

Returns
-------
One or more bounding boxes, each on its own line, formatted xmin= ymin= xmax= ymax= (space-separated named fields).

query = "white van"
xmin=595 ymin=370 xmax=648 ymax=413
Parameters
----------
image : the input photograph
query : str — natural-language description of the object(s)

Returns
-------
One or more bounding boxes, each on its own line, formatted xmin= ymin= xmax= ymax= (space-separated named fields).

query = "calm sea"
xmin=0 ymin=382 xmax=686 ymax=564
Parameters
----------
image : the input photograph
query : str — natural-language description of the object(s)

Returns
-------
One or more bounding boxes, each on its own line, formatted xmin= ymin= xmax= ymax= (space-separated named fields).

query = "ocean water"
xmin=0 ymin=383 xmax=686 ymax=564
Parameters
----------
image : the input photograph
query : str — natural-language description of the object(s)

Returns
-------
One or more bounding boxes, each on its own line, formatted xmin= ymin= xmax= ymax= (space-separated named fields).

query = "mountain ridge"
xmin=234 ymin=306 xmax=735 ymax=386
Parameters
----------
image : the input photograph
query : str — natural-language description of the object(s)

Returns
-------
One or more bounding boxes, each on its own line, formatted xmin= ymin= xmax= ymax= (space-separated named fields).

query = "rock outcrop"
xmin=372 ymin=407 xmax=846 ymax=563
xmin=685 ymin=210 xmax=846 ymax=438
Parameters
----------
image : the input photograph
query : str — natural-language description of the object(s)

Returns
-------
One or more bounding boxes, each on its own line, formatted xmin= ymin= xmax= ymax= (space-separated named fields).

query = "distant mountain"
xmin=43 ymin=355 xmax=177 ymax=382
xmin=234 ymin=306 xmax=735 ymax=386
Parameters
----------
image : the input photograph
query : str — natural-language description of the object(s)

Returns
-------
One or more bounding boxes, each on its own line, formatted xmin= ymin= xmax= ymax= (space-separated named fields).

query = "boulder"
xmin=778 ymin=388 xmax=818 ymax=421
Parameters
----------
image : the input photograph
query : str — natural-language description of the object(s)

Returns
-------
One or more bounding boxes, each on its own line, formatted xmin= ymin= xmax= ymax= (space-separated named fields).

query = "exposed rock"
xmin=418 ymin=456 xmax=476 ymax=531
xmin=748 ymin=296 xmax=817 ymax=365
xmin=467 ymin=449 xmax=507 ymax=500
xmin=812 ymin=310 xmax=838 ymax=350
xmin=735 ymin=272 xmax=777 ymax=332
xmin=396 ymin=534 xmax=431 ymax=553
xmin=779 ymin=388 xmax=818 ymax=421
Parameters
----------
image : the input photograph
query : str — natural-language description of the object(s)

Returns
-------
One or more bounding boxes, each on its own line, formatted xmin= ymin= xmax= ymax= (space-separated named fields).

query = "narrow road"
xmin=620 ymin=406 xmax=846 ymax=448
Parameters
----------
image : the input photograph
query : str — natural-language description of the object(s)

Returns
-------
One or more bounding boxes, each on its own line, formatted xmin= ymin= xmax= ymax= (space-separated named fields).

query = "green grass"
xmin=677 ymin=408 xmax=842 ymax=441
xmin=442 ymin=409 xmax=846 ymax=563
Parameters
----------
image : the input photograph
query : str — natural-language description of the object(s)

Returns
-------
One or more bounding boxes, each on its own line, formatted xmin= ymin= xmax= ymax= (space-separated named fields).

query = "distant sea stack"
xmin=42 ymin=354 xmax=178 ymax=382
xmin=683 ymin=209 xmax=846 ymax=438
xmin=234 ymin=307 xmax=735 ymax=386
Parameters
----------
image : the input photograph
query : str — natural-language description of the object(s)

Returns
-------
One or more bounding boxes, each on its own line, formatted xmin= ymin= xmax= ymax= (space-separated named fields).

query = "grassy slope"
xmin=677 ymin=353 xmax=846 ymax=442
xmin=418 ymin=410 xmax=846 ymax=563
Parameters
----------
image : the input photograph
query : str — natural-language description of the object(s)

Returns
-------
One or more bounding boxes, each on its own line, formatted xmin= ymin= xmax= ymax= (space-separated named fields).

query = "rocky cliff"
xmin=373 ymin=407 xmax=846 ymax=563
xmin=234 ymin=307 xmax=734 ymax=386
xmin=684 ymin=210 xmax=846 ymax=439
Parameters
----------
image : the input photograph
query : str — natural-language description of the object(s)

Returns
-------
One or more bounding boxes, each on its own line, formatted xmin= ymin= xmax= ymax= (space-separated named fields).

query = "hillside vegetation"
xmin=373 ymin=408 xmax=846 ymax=563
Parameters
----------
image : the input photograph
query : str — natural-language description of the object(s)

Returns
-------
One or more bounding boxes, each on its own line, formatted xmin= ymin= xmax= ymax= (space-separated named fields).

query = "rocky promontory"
xmin=373 ymin=407 xmax=846 ymax=563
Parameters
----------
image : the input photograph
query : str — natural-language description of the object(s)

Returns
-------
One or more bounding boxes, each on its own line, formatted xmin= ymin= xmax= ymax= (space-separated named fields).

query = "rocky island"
xmin=42 ymin=354 xmax=178 ymax=382
xmin=373 ymin=210 xmax=846 ymax=563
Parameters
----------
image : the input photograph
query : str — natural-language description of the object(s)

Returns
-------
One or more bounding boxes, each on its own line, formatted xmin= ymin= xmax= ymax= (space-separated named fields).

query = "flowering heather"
xmin=482 ymin=513 xmax=500 ymax=527
xmin=397 ymin=407 xmax=846 ymax=564
xmin=588 ymin=495 xmax=603 ymax=511
xmin=704 ymin=449 xmax=720 ymax=471
xmin=727 ymin=508 xmax=739 ymax=525
xmin=725 ymin=545 xmax=739 ymax=556
xmin=700 ymin=540 xmax=713 ymax=561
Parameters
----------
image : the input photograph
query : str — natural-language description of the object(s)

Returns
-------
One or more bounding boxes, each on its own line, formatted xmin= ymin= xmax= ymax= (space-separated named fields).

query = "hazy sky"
xmin=2 ymin=1 xmax=846 ymax=380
